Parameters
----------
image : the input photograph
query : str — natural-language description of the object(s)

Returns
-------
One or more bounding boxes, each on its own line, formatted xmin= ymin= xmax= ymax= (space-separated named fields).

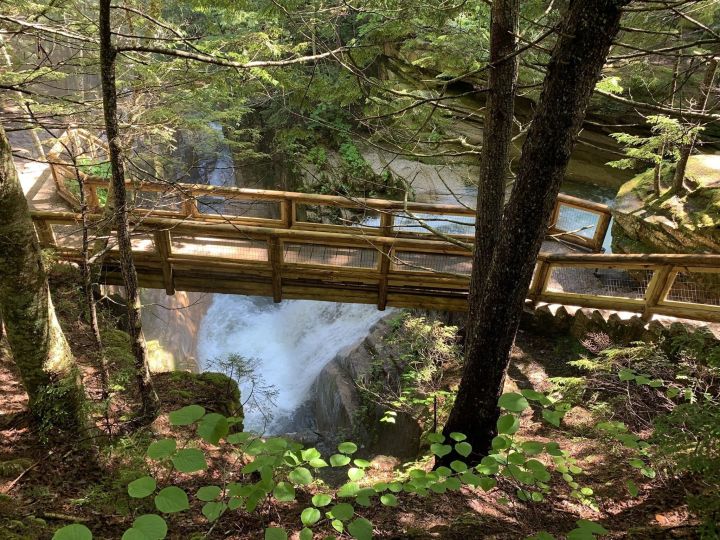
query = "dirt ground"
xmin=0 ymin=283 xmax=703 ymax=539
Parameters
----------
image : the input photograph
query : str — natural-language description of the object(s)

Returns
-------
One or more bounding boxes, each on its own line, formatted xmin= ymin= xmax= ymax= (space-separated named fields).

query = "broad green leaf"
xmin=309 ymin=458 xmax=329 ymax=468
xmin=626 ymin=479 xmax=639 ymax=497
xmin=154 ymin=487 xmax=189 ymax=513
xmin=491 ymin=435 xmax=511 ymax=451
xmin=497 ymin=414 xmax=520 ymax=435
xmin=353 ymin=459 xmax=371 ymax=468
xmin=289 ymin=466 xmax=313 ymax=485
xmin=168 ymin=405 xmax=205 ymax=426
xmin=128 ymin=476 xmax=156 ymax=499
xmin=202 ymin=502 xmax=226 ymax=522
xmin=618 ymin=369 xmax=635 ymax=382
xmin=273 ymin=482 xmax=296 ymax=502
xmin=427 ymin=432 xmax=445 ymax=443
xmin=147 ymin=439 xmax=177 ymax=460
xmin=449 ymin=432 xmax=466 ymax=442
xmin=172 ymin=448 xmax=207 ymax=473
xmin=478 ymin=477 xmax=497 ymax=491
xmin=450 ymin=460 xmax=467 ymax=473
xmin=330 ymin=502 xmax=355 ymax=520
xmin=348 ymin=517 xmax=373 ymax=540
xmin=498 ymin=392 xmax=529 ymax=412
xmin=347 ymin=467 xmax=365 ymax=481
xmin=264 ymin=527 xmax=288 ymax=540
xmin=197 ymin=413 xmax=229 ymax=445
xmin=331 ymin=519 xmax=344 ymax=533
xmin=337 ymin=482 xmax=359 ymax=497
xmin=330 ymin=454 xmax=351 ymax=467
xmin=301 ymin=448 xmax=321 ymax=461
xmin=338 ymin=442 xmax=358 ymax=454
xmin=430 ymin=443 xmax=452 ymax=457
xmin=52 ymin=524 xmax=92 ymax=540
xmin=380 ymin=493 xmax=398 ymax=506
xmin=521 ymin=441 xmax=544 ymax=456
xmin=196 ymin=486 xmax=222 ymax=502
xmin=542 ymin=409 xmax=563 ymax=427
xmin=130 ymin=514 xmax=167 ymax=539
xmin=312 ymin=493 xmax=332 ymax=507
xmin=299 ymin=529 xmax=313 ymax=540
xmin=455 ymin=441 xmax=472 ymax=457
xmin=301 ymin=507 xmax=321 ymax=526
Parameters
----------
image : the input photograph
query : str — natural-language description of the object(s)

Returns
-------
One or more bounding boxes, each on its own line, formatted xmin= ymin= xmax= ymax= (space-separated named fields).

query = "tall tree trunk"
xmin=672 ymin=58 xmax=718 ymax=192
xmin=442 ymin=0 xmax=627 ymax=461
xmin=0 ymin=122 xmax=86 ymax=430
xmin=99 ymin=0 xmax=159 ymax=421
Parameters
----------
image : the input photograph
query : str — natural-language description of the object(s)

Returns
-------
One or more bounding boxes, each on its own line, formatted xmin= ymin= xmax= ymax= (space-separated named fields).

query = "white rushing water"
xmin=197 ymin=295 xmax=389 ymax=433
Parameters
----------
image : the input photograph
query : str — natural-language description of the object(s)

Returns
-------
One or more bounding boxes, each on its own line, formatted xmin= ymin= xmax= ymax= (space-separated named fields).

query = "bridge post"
xmin=377 ymin=242 xmax=391 ymax=310
xmin=281 ymin=199 xmax=294 ymax=229
xmin=528 ymin=257 xmax=551 ymax=305
xmin=268 ymin=236 xmax=283 ymax=302
xmin=33 ymin=218 xmax=56 ymax=247
xmin=379 ymin=211 xmax=393 ymax=237
xmin=642 ymin=265 xmax=673 ymax=321
xmin=154 ymin=229 xmax=175 ymax=295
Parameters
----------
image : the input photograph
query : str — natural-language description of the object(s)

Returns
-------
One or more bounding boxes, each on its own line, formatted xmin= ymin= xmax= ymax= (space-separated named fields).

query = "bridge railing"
xmin=47 ymin=130 xmax=612 ymax=252
xmin=31 ymin=210 xmax=720 ymax=322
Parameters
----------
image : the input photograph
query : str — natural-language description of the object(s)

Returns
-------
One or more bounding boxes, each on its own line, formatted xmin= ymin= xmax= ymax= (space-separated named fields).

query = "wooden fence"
xmin=38 ymin=129 xmax=720 ymax=323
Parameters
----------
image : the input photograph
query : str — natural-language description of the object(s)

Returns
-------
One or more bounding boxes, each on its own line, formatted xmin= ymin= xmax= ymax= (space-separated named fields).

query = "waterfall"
xmin=197 ymin=295 xmax=389 ymax=434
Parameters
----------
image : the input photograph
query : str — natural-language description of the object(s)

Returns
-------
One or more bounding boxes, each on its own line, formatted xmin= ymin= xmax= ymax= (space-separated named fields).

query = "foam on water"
xmin=197 ymin=295 xmax=389 ymax=433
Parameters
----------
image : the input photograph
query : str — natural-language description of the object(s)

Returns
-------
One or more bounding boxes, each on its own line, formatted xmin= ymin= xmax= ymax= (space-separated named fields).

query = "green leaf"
xmin=168 ymin=405 xmax=205 ymax=426
xmin=521 ymin=441 xmax=544 ymax=456
xmin=196 ymin=486 xmax=221 ymax=502
xmin=330 ymin=454 xmax=351 ymax=467
xmin=331 ymin=519 xmax=344 ymax=533
xmin=478 ymin=477 xmax=497 ymax=491
xmin=312 ymin=493 xmax=332 ymax=507
xmin=273 ymin=482 xmax=296 ymax=502
xmin=154 ymin=487 xmax=189 ymax=513
xmin=202 ymin=502 xmax=226 ymax=522
xmin=497 ymin=414 xmax=520 ymax=435
xmin=337 ymin=482 xmax=359 ymax=497
xmin=147 ymin=439 xmax=177 ymax=460
xmin=348 ymin=467 xmax=365 ymax=481
xmin=353 ymin=459 xmax=371 ymax=469
xmin=449 ymin=432 xmax=466 ymax=442
xmin=52 ymin=524 xmax=93 ymax=540
xmin=618 ymin=369 xmax=635 ymax=382
xmin=338 ymin=442 xmax=358 ymax=454
xmin=172 ymin=448 xmax=207 ymax=473
xmin=498 ymin=392 xmax=529 ymax=412
xmin=264 ymin=527 xmax=288 ymax=540
xmin=380 ymin=493 xmax=398 ymax=506
xmin=455 ymin=441 xmax=472 ymax=457
xmin=542 ymin=409 xmax=563 ymax=427
xmin=309 ymin=458 xmax=329 ymax=468
xmin=330 ymin=502 xmax=355 ymax=520
xmin=626 ymin=479 xmax=639 ymax=497
xmin=299 ymin=529 xmax=313 ymax=540
xmin=430 ymin=443 xmax=452 ymax=457
xmin=289 ymin=467 xmax=313 ymax=485
xmin=197 ymin=413 xmax=229 ymax=445
xmin=427 ymin=432 xmax=445 ymax=443
xmin=348 ymin=517 xmax=373 ymax=540
xmin=491 ymin=435 xmax=511 ymax=451
xmin=450 ymin=460 xmax=467 ymax=473
xmin=301 ymin=507 xmax=321 ymax=526
xmin=129 ymin=514 xmax=167 ymax=539
xmin=128 ymin=476 xmax=156 ymax=499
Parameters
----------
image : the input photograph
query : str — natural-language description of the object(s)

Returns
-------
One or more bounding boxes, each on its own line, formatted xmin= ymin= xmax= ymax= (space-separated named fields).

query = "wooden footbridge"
xmin=25 ymin=130 xmax=720 ymax=323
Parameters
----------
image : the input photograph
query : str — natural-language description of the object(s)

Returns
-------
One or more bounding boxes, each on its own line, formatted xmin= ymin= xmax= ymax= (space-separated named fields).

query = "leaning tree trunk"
xmin=442 ymin=0 xmax=628 ymax=461
xmin=0 ymin=122 xmax=86 ymax=430
xmin=99 ymin=0 xmax=159 ymax=420
xmin=672 ymin=57 xmax=718 ymax=192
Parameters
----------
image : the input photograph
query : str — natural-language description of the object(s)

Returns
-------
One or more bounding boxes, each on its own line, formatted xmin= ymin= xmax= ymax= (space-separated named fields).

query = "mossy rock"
xmin=154 ymin=371 xmax=243 ymax=423
xmin=101 ymin=329 xmax=134 ymax=370
xmin=0 ymin=459 xmax=32 ymax=479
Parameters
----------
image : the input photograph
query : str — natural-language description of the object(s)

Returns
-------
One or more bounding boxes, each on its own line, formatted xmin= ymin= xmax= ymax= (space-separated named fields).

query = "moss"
xmin=0 ymin=459 xmax=33 ymax=479
xmin=154 ymin=371 xmax=243 ymax=422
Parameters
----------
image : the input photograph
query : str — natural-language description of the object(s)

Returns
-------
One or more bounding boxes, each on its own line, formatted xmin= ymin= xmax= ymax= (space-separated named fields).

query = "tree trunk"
xmin=672 ymin=58 xmax=718 ymax=193
xmin=99 ymin=0 xmax=159 ymax=421
xmin=442 ymin=0 xmax=628 ymax=461
xmin=0 ymin=122 xmax=86 ymax=430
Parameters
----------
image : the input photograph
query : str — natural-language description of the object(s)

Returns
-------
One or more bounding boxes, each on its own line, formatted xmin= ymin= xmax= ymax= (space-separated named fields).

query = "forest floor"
xmin=0 ymin=267 xmax=703 ymax=539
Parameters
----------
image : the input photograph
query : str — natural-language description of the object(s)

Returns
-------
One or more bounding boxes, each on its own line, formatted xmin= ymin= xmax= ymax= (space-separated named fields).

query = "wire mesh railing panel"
xmin=133 ymin=190 xmax=185 ymax=213
xmin=171 ymin=236 xmax=268 ymax=261
xmin=546 ymin=266 xmax=653 ymax=299
xmin=391 ymin=212 xmax=475 ymax=236
xmin=284 ymin=243 xmax=378 ymax=269
xmin=50 ymin=224 xmax=84 ymax=250
xmin=107 ymin=234 xmax=156 ymax=253
xmin=295 ymin=203 xmax=381 ymax=229
xmin=554 ymin=205 xmax=600 ymax=239
xmin=666 ymin=271 xmax=720 ymax=307
xmin=392 ymin=251 xmax=473 ymax=275
xmin=197 ymin=196 xmax=280 ymax=219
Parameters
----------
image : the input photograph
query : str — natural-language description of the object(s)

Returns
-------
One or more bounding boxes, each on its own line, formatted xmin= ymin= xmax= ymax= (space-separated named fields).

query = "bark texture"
xmin=443 ymin=0 xmax=628 ymax=460
xmin=0 ymin=122 xmax=84 ymax=428
xmin=99 ymin=0 xmax=159 ymax=420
